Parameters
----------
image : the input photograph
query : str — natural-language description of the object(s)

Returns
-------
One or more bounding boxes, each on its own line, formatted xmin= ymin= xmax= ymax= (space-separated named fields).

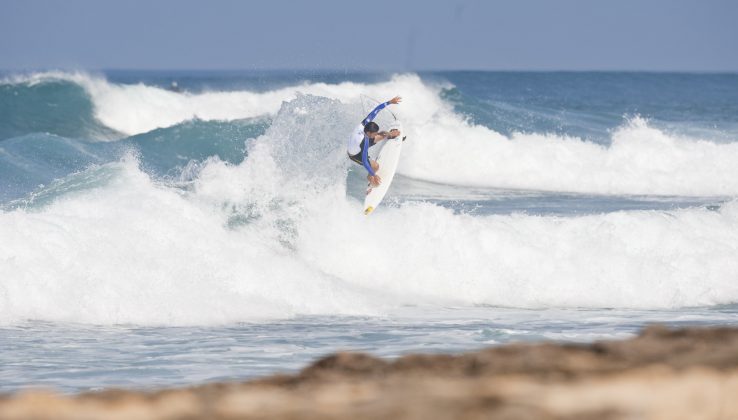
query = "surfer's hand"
xmin=388 ymin=129 xmax=401 ymax=138
xmin=369 ymin=175 xmax=382 ymax=186
xmin=389 ymin=96 xmax=402 ymax=105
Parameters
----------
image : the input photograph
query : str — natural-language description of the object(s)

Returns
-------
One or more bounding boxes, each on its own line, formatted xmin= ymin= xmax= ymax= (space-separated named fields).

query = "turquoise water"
xmin=1 ymin=71 xmax=737 ymax=393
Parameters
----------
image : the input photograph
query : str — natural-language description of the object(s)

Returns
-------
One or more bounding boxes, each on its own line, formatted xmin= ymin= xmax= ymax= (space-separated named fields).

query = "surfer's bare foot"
xmin=368 ymin=175 xmax=381 ymax=186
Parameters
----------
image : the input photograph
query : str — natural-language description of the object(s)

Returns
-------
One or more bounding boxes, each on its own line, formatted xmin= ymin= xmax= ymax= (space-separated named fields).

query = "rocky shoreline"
xmin=2 ymin=325 xmax=737 ymax=419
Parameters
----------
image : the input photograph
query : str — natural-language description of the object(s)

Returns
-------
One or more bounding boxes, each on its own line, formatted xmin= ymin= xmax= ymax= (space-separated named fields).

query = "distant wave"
xmin=1 ymin=71 xmax=440 ymax=136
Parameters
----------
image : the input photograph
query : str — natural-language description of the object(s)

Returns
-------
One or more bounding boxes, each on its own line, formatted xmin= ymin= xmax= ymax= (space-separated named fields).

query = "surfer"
xmin=347 ymin=96 xmax=402 ymax=186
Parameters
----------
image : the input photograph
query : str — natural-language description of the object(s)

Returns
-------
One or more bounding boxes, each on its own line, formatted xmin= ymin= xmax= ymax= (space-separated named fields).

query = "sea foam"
xmin=2 ymin=155 xmax=737 ymax=326
xmin=2 ymin=95 xmax=737 ymax=325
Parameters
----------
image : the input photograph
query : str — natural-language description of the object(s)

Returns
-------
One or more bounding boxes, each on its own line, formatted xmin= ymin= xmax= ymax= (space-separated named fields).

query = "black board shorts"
xmin=348 ymin=136 xmax=374 ymax=167
xmin=348 ymin=152 xmax=364 ymax=166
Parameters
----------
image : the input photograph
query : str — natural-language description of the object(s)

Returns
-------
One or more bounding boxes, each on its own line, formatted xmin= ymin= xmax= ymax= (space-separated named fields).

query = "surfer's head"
xmin=364 ymin=122 xmax=380 ymax=136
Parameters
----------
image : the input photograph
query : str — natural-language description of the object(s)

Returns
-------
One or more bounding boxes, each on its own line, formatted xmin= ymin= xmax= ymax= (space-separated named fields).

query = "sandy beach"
xmin=2 ymin=325 xmax=737 ymax=420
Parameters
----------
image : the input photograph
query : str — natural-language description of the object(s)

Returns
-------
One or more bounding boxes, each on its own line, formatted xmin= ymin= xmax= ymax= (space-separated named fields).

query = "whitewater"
xmin=1 ymin=70 xmax=737 ymax=392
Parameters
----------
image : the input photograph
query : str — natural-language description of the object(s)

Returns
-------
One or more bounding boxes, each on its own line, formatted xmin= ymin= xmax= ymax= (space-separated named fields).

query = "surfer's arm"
xmin=361 ymin=137 xmax=376 ymax=176
xmin=361 ymin=96 xmax=402 ymax=126
xmin=361 ymin=102 xmax=389 ymax=126
xmin=372 ymin=131 xmax=390 ymax=142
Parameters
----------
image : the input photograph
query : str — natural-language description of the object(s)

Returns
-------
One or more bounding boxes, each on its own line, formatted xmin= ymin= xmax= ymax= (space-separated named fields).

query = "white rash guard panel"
xmin=347 ymin=123 xmax=366 ymax=156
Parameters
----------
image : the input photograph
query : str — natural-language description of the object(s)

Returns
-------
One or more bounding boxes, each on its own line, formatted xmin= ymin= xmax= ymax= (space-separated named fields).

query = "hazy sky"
xmin=1 ymin=0 xmax=737 ymax=71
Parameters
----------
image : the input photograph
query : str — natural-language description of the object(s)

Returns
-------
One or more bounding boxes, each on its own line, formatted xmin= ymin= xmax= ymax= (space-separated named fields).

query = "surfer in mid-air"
xmin=347 ymin=96 xmax=402 ymax=186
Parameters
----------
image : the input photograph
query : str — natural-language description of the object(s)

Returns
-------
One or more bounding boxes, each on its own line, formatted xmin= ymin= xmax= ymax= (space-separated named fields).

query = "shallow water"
xmin=3 ymin=306 xmax=738 ymax=394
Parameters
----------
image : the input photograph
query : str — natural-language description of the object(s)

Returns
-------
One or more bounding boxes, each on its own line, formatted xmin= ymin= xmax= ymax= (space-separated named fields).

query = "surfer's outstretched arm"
xmin=361 ymin=96 xmax=402 ymax=126
xmin=361 ymin=102 xmax=389 ymax=126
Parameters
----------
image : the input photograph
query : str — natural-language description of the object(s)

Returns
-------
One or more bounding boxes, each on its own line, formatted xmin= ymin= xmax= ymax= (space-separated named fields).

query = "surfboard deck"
xmin=363 ymin=136 xmax=404 ymax=215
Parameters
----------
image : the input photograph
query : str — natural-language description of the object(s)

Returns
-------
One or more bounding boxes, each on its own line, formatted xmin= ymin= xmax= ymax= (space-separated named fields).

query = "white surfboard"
xmin=363 ymin=133 xmax=404 ymax=215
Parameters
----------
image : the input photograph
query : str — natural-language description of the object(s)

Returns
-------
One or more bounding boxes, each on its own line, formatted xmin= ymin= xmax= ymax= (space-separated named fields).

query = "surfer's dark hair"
xmin=364 ymin=122 xmax=379 ymax=133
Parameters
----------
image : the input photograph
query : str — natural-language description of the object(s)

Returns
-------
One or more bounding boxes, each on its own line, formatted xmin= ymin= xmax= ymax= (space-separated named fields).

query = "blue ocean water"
xmin=1 ymin=70 xmax=737 ymax=393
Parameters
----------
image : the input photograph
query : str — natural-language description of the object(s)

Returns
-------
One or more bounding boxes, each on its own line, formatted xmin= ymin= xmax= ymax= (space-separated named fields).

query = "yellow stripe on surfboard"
xmin=364 ymin=206 xmax=374 ymax=215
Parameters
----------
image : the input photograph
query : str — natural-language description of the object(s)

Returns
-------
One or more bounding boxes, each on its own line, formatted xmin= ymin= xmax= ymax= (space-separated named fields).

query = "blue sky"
xmin=1 ymin=0 xmax=736 ymax=71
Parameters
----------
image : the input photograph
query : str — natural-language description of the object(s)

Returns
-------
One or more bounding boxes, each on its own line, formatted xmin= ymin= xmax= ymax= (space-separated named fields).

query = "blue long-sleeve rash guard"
xmin=362 ymin=101 xmax=389 ymax=127
xmin=347 ymin=101 xmax=390 ymax=177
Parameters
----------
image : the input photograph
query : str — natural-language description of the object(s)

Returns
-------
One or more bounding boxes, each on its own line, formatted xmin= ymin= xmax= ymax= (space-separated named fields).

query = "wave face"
xmin=1 ymin=71 xmax=738 ymax=325
xmin=0 ymin=74 xmax=119 ymax=140
xmin=0 ymin=119 xmax=268 ymax=203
